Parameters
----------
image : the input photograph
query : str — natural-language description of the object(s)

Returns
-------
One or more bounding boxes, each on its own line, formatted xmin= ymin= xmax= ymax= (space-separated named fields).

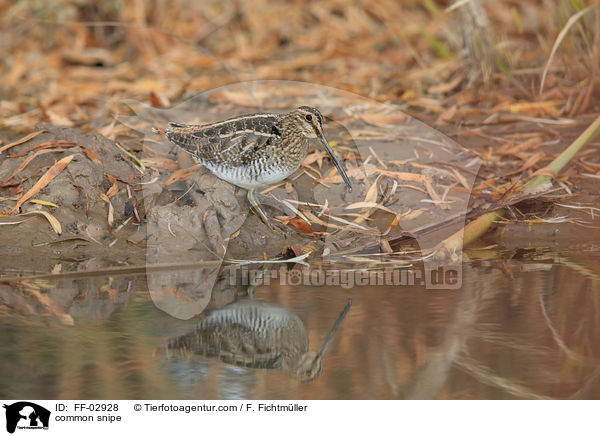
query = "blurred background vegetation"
xmin=1 ymin=0 xmax=599 ymax=133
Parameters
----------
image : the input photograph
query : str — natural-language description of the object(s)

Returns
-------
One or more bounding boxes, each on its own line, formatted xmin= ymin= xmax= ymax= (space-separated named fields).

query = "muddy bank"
xmin=0 ymin=125 xmax=315 ymax=274
xmin=1 ymin=85 xmax=598 ymax=279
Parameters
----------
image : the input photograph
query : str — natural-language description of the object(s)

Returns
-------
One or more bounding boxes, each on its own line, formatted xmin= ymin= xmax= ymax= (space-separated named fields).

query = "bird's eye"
xmin=305 ymin=114 xmax=312 ymax=121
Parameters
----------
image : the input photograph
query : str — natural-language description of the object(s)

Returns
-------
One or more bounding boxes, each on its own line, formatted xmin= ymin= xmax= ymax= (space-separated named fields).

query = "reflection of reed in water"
xmin=167 ymin=298 xmax=352 ymax=382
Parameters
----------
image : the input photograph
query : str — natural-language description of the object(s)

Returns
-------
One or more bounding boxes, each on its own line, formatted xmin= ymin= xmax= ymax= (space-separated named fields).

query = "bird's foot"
xmin=247 ymin=189 xmax=287 ymax=235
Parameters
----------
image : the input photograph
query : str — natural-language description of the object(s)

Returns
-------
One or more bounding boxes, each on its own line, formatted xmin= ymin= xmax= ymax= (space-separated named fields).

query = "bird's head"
xmin=287 ymin=106 xmax=352 ymax=189
xmin=295 ymin=351 xmax=324 ymax=383
xmin=293 ymin=299 xmax=353 ymax=383
xmin=289 ymin=106 xmax=325 ymax=138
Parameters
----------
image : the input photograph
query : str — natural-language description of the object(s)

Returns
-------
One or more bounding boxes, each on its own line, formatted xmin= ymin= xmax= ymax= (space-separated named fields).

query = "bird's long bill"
xmin=319 ymin=133 xmax=352 ymax=189
xmin=314 ymin=299 xmax=353 ymax=363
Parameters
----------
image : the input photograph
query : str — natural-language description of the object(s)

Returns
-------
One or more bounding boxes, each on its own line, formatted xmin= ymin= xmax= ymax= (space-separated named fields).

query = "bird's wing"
xmin=165 ymin=114 xmax=281 ymax=166
xmin=168 ymin=324 xmax=284 ymax=369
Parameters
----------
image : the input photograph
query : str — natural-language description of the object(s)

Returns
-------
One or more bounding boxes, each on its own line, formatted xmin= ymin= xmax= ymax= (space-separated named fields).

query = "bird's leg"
xmin=255 ymin=195 xmax=312 ymax=226
xmin=247 ymin=189 xmax=274 ymax=230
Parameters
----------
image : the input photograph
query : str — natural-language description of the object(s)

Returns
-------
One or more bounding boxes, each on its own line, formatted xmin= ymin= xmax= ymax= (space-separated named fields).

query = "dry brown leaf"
xmin=12 ymin=154 xmax=75 ymax=212
xmin=30 ymin=199 xmax=59 ymax=208
xmin=0 ymin=130 xmax=45 ymax=154
xmin=492 ymin=100 xmax=561 ymax=117
xmin=301 ymin=162 xmax=323 ymax=178
xmin=282 ymin=216 xmax=314 ymax=233
xmin=81 ymin=147 xmax=104 ymax=167
xmin=99 ymin=193 xmax=115 ymax=230
xmin=149 ymin=91 xmax=171 ymax=108
xmin=379 ymin=239 xmax=393 ymax=253
xmin=3 ymin=149 xmax=65 ymax=183
xmin=365 ymin=165 xmax=429 ymax=184
xmin=428 ymin=75 xmax=463 ymax=94
xmin=21 ymin=210 xmax=62 ymax=235
xmin=106 ymin=183 xmax=119 ymax=198
xmin=364 ymin=178 xmax=379 ymax=204
xmin=166 ymin=164 xmax=203 ymax=185
xmin=142 ymin=157 xmax=179 ymax=172
xmin=303 ymin=150 xmax=326 ymax=168
xmin=8 ymin=140 xmax=77 ymax=158
xmin=106 ymin=174 xmax=119 ymax=198
xmin=435 ymin=105 xmax=457 ymax=125
xmin=46 ymin=109 xmax=74 ymax=126
xmin=352 ymin=177 xmax=380 ymax=224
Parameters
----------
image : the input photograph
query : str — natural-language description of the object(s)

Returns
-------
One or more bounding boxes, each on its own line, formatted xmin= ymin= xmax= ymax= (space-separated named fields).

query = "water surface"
xmin=1 ymin=251 xmax=599 ymax=400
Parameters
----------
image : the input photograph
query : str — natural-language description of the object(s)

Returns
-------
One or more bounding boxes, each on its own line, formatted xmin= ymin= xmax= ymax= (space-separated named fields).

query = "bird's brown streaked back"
xmin=164 ymin=106 xmax=352 ymax=190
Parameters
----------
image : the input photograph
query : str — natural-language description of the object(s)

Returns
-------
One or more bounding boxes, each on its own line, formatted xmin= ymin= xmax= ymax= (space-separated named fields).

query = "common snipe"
xmin=167 ymin=298 xmax=352 ymax=382
xmin=164 ymin=106 xmax=351 ymax=228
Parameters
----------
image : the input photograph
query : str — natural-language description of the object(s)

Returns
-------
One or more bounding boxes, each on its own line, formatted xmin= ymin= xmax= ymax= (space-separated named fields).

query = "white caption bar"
xmin=0 ymin=400 xmax=596 ymax=435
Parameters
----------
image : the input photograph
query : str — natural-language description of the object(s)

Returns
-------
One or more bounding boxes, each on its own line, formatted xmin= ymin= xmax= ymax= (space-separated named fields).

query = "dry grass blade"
xmin=345 ymin=201 xmax=398 ymax=216
xmin=11 ymin=154 xmax=75 ymax=212
xmin=0 ymin=220 xmax=27 ymax=225
xmin=21 ymin=210 xmax=62 ymax=235
xmin=539 ymin=6 xmax=595 ymax=96
xmin=226 ymin=251 xmax=311 ymax=266
xmin=116 ymin=142 xmax=146 ymax=172
xmin=327 ymin=214 xmax=371 ymax=231
xmin=424 ymin=178 xmax=449 ymax=210
xmin=302 ymin=210 xmax=351 ymax=231
xmin=278 ymin=199 xmax=312 ymax=225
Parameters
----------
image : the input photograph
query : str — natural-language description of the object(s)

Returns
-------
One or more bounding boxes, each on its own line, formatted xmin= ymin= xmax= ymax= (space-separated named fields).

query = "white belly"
xmin=204 ymin=163 xmax=298 ymax=190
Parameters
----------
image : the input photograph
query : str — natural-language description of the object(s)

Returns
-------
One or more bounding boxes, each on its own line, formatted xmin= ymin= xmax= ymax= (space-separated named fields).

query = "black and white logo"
xmin=3 ymin=402 xmax=50 ymax=434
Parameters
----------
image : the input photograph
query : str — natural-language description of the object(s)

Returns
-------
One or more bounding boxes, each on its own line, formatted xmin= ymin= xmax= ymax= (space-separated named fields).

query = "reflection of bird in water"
xmin=167 ymin=298 xmax=352 ymax=382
